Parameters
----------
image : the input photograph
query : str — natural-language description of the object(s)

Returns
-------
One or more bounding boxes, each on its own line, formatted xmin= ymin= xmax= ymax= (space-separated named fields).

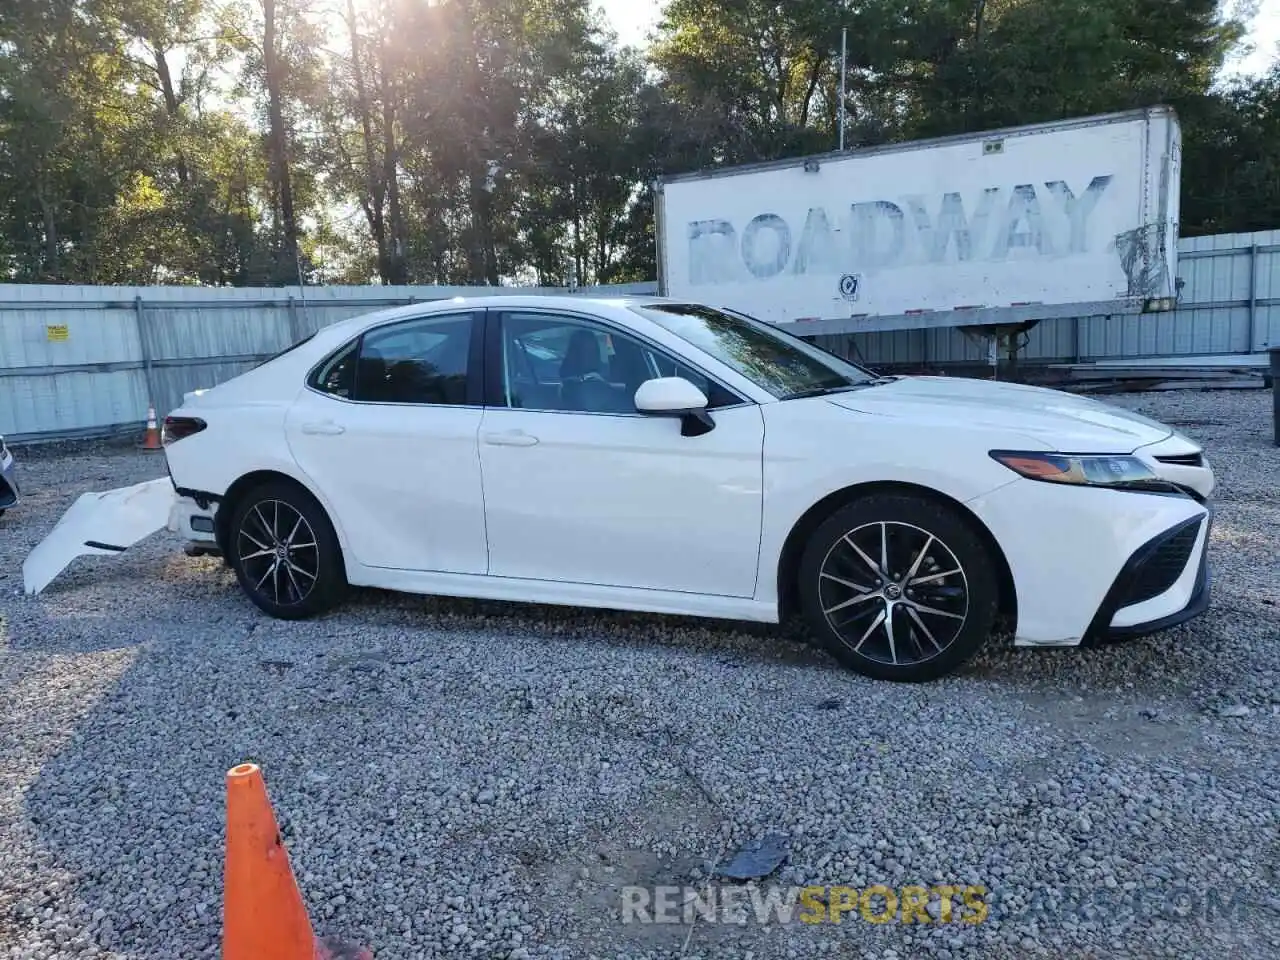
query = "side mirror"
xmin=634 ymin=377 xmax=715 ymax=436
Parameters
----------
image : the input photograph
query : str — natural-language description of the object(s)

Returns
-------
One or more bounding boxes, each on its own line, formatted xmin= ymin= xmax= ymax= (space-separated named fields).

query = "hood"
xmin=825 ymin=376 xmax=1174 ymax=453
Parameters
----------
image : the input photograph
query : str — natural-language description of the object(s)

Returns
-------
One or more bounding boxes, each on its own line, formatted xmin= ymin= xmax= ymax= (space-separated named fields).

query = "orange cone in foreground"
xmin=223 ymin=762 xmax=317 ymax=960
xmin=222 ymin=762 xmax=373 ymax=960
xmin=138 ymin=405 xmax=163 ymax=450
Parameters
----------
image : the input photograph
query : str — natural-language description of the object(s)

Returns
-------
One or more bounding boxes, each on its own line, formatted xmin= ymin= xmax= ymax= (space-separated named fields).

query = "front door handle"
xmin=483 ymin=430 xmax=538 ymax=447
xmin=301 ymin=421 xmax=345 ymax=436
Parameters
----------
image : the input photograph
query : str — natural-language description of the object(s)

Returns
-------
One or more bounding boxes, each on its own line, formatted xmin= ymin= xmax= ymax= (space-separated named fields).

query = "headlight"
xmin=989 ymin=450 xmax=1180 ymax=493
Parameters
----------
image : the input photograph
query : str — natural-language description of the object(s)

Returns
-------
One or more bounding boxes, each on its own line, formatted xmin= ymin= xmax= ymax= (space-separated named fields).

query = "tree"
xmin=917 ymin=0 xmax=1243 ymax=135
xmin=0 ymin=0 xmax=1273 ymax=287
xmin=1180 ymin=63 xmax=1280 ymax=235
xmin=220 ymin=0 xmax=327 ymax=283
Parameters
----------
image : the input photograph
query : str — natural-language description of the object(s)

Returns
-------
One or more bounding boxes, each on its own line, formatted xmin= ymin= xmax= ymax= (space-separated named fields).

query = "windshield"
xmin=628 ymin=302 xmax=878 ymax=399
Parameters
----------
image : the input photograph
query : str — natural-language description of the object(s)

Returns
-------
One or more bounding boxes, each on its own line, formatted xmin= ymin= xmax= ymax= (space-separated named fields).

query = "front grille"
xmin=1155 ymin=452 xmax=1204 ymax=467
xmin=1119 ymin=521 xmax=1201 ymax=606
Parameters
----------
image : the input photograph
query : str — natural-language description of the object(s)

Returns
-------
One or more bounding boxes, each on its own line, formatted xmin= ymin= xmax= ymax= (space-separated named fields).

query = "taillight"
xmin=162 ymin=416 xmax=207 ymax=445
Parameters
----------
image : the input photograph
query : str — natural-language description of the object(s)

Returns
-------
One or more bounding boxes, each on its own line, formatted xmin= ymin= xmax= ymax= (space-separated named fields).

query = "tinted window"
xmin=630 ymin=303 xmax=876 ymax=399
xmin=309 ymin=340 xmax=358 ymax=398
xmin=498 ymin=312 xmax=740 ymax=414
xmin=309 ymin=313 xmax=474 ymax=405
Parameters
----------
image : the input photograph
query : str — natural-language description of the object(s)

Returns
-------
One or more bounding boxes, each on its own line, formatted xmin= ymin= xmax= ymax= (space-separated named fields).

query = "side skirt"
xmin=345 ymin=564 xmax=780 ymax=624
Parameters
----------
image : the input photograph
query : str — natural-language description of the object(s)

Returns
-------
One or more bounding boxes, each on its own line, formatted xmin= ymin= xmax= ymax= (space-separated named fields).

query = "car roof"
xmin=306 ymin=294 xmax=687 ymax=347
xmin=320 ymin=293 xmax=678 ymax=337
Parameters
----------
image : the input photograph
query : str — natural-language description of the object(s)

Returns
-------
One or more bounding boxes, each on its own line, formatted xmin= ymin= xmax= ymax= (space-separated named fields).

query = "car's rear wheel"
xmin=798 ymin=493 xmax=999 ymax=682
xmin=227 ymin=480 xmax=348 ymax=619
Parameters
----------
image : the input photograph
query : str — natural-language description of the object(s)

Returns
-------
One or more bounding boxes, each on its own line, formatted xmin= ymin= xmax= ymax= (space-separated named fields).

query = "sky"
xmin=1223 ymin=0 xmax=1280 ymax=78
xmin=596 ymin=0 xmax=662 ymax=48
xmin=594 ymin=0 xmax=1280 ymax=78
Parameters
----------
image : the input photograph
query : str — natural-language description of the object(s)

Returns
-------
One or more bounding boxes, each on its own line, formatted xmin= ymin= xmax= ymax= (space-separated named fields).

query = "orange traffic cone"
xmin=138 ymin=405 xmax=163 ymax=451
xmin=222 ymin=762 xmax=372 ymax=960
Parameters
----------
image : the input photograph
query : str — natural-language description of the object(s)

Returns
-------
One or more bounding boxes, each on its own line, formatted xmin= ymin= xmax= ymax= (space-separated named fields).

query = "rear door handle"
xmin=483 ymin=429 xmax=538 ymax=447
xmin=301 ymin=421 xmax=345 ymax=436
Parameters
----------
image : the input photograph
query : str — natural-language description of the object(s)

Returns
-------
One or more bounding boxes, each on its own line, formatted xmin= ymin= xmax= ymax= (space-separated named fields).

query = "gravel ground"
xmin=1 ymin=387 xmax=1278 ymax=960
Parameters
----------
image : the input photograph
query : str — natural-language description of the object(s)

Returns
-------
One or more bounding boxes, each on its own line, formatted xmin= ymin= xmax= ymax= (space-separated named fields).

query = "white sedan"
xmin=159 ymin=295 xmax=1215 ymax=682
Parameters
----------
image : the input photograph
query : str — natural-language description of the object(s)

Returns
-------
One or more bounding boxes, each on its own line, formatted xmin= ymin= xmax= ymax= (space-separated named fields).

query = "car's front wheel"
xmin=798 ymin=493 xmax=999 ymax=682
xmin=227 ymin=480 xmax=348 ymax=619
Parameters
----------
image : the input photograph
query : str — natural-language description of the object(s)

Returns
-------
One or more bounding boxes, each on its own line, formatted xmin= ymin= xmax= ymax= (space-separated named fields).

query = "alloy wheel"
xmin=817 ymin=520 xmax=970 ymax=667
xmin=236 ymin=499 xmax=320 ymax=607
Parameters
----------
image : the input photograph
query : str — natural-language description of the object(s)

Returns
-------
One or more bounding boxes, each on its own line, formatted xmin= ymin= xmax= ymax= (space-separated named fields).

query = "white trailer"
xmin=653 ymin=106 xmax=1182 ymax=338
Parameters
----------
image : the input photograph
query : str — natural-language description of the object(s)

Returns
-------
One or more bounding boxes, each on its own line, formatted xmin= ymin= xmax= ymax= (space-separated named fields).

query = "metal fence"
xmin=0 ymin=281 xmax=656 ymax=443
xmin=812 ymin=229 xmax=1280 ymax=368
xmin=1 ymin=229 xmax=1277 ymax=443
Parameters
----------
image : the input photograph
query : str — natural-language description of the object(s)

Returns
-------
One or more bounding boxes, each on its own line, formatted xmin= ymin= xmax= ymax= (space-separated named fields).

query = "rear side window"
xmin=309 ymin=341 xmax=358 ymax=398
xmin=307 ymin=312 xmax=476 ymax=405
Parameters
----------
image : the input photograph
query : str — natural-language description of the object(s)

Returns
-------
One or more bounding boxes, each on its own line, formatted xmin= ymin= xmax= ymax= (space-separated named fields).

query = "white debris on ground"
xmin=1 ymin=388 xmax=1278 ymax=960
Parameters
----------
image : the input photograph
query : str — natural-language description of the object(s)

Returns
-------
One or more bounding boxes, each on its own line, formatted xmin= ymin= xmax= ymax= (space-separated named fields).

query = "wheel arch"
xmin=775 ymin=480 xmax=1017 ymax=632
xmin=214 ymin=469 xmax=345 ymax=562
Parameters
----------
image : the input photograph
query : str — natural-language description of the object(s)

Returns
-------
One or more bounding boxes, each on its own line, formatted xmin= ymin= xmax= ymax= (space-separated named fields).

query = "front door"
xmin=477 ymin=308 xmax=766 ymax=597
xmin=284 ymin=309 xmax=489 ymax=575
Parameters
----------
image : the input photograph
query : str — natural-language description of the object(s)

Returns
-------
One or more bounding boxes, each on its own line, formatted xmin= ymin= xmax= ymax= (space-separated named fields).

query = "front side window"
xmin=498 ymin=312 xmax=741 ymax=414
xmin=630 ymin=303 xmax=877 ymax=399
xmin=309 ymin=313 xmax=475 ymax=405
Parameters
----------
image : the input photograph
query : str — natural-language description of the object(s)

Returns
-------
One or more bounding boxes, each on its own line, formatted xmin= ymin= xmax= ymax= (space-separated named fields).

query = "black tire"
xmin=226 ymin=479 xmax=348 ymax=620
xmin=797 ymin=493 xmax=999 ymax=682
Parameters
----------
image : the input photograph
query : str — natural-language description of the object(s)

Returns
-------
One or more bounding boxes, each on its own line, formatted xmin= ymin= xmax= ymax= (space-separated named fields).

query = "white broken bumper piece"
xmin=22 ymin=477 xmax=177 ymax=596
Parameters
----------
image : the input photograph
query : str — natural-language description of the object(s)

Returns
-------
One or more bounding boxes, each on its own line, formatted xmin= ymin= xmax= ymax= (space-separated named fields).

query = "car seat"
xmin=355 ymin=346 xmax=389 ymax=402
xmin=559 ymin=329 xmax=619 ymax=411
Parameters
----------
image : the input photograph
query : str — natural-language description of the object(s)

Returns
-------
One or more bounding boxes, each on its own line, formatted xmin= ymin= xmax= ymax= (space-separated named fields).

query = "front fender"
xmin=752 ymin=399 xmax=1029 ymax=605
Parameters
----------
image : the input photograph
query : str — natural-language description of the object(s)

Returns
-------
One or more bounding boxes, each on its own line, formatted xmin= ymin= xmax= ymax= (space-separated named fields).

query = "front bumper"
xmin=0 ymin=443 xmax=19 ymax=510
xmin=969 ymin=478 xmax=1212 ymax=648
xmin=1090 ymin=505 xmax=1212 ymax=642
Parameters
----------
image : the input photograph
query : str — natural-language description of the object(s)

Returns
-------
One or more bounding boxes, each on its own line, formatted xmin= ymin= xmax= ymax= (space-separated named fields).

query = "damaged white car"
xmin=23 ymin=295 xmax=1216 ymax=683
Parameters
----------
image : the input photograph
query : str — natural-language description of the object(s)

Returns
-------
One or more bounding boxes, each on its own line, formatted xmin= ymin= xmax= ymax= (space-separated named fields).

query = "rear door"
xmin=284 ymin=309 xmax=490 ymax=575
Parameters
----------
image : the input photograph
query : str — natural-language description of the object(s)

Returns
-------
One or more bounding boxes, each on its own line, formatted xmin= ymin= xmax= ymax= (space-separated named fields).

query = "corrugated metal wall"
xmin=812 ymin=229 xmax=1280 ymax=367
xmin=1 ymin=233 xmax=1276 ymax=443
xmin=0 ymin=282 xmax=649 ymax=442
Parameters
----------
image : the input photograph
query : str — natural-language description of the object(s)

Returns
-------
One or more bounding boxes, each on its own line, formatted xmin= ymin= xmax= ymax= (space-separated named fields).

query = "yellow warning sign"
xmin=46 ymin=324 xmax=69 ymax=342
